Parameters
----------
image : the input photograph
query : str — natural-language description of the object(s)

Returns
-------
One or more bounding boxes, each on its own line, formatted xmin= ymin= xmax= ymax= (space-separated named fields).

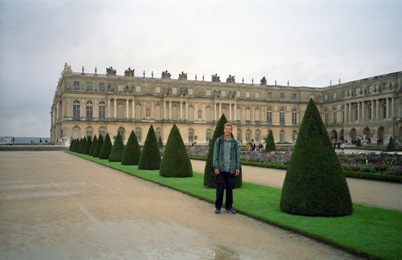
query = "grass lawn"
xmin=70 ymin=152 xmax=402 ymax=259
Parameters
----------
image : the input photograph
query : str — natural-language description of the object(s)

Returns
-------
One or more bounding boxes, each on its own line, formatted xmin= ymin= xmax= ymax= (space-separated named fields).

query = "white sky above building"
xmin=0 ymin=0 xmax=401 ymax=137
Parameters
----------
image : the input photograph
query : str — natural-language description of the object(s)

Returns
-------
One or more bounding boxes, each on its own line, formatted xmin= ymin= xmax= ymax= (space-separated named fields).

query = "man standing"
xmin=213 ymin=122 xmax=241 ymax=214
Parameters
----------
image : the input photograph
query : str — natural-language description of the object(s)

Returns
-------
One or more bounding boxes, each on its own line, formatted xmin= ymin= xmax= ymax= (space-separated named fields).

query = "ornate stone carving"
xmin=124 ymin=67 xmax=134 ymax=76
xmin=226 ymin=75 xmax=235 ymax=83
xmin=211 ymin=73 xmax=220 ymax=82
xmin=178 ymin=71 xmax=187 ymax=80
xmin=106 ymin=66 xmax=117 ymax=76
xmin=260 ymin=77 xmax=267 ymax=85
xmin=162 ymin=70 xmax=171 ymax=79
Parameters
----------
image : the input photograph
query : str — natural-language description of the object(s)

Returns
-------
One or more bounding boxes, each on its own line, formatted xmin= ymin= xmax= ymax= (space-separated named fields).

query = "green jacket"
xmin=213 ymin=135 xmax=240 ymax=174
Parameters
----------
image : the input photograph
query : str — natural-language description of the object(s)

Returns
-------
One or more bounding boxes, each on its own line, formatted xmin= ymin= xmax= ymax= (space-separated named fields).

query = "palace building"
xmin=50 ymin=63 xmax=402 ymax=146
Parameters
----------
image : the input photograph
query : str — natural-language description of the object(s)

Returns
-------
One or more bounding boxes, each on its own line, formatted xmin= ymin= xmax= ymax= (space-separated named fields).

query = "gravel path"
xmin=0 ymin=151 xmax=391 ymax=259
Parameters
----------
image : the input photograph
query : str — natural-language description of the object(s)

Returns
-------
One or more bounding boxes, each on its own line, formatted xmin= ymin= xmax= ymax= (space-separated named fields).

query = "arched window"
xmin=255 ymin=129 xmax=261 ymax=142
xmin=135 ymin=128 xmax=142 ymax=142
xmin=280 ymin=130 xmax=285 ymax=143
xmin=118 ymin=127 xmax=125 ymax=141
xmin=206 ymin=129 xmax=212 ymax=143
xmin=86 ymin=127 xmax=93 ymax=140
xmin=86 ymin=101 xmax=93 ymax=120
xmin=237 ymin=129 xmax=242 ymax=143
xmin=246 ymin=129 xmax=252 ymax=142
xmin=188 ymin=128 xmax=194 ymax=143
xmin=73 ymin=100 xmax=80 ymax=120
xmin=72 ymin=126 xmax=80 ymax=139
xmin=98 ymin=127 xmax=106 ymax=138
xmin=292 ymin=108 xmax=297 ymax=125
xmin=99 ymin=101 xmax=106 ymax=120
xmin=279 ymin=107 xmax=285 ymax=125
xmin=267 ymin=107 xmax=272 ymax=124
xmin=198 ymin=110 xmax=202 ymax=120
xmin=155 ymin=128 xmax=161 ymax=142
xmin=292 ymin=130 xmax=297 ymax=142
xmin=188 ymin=105 xmax=194 ymax=121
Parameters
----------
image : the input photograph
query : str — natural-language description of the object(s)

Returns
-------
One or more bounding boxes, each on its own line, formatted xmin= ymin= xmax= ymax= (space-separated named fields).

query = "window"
xmin=292 ymin=93 xmax=297 ymax=101
xmin=279 ymin=107 xmax=285 ymax=125
xmin=135 ymin=86 xmax=141 ymax=93
xmin=206 ymin=89 xmax=211 ymax=96
xmin=292 ymin=130 xmax=297 ymax=142
xmin=99 ymin=83 xmax=105 ymax=92
xmin=98 ymin=128 xmax=106 ymax=139
xmin=73 ymin=81 xmax=80 ymax=91
xmin=292 ymin=109 xmax=297 ymax=125
xmin=117 ymin=85 xmax=124 ymax=92
xmin=73 ymin=100 xmax=80 ymax=119
xmin=280 ymin=93 xmax=285 ymax=100
xmin=155 ymin=128 xmax=161 ymax=142
xmin=324 ymin=111 xmax=329 ymax=124
xmin=368 ymin=104 xmax=372 ymax=120
xmin=255 ymin=92 xmax=260 ymax=99
xmin=188 ymin=129 xmax=194 ymax=143
xmin=280 ymin=130 xmax=285 ymax=143
xmin=172 ymin=88 xmax=177 ymax=95
xmin=236 ymin=91 xmax=240 ymax=98
xmin=246 ymin=91 xmax=250 ymax=98
xmin=86 ymin=82 xmax=93 ymax=91
xmin=72 ymin=126 xmax=80 ymax=139
xmin=86 ymin=128 xmax=93 ymax=140
xmin=255 ymin=130 xmax=261 ymax=142
xmin=324 ymin=94 xmax=328 ymax=101
xmin=333 ymin=110 xmax=337 ymax=124
xmin=246 ymin=129 xmax=251 ymax=142
xmin=99 ymin=101 xmax=106 ymax=120
xmin=188 ymin=89 xmax=193 ymax=95
xmin=237 ymin=129 xmax=242 ymax=142
xmin=267 ymin=92 xmax=272 ymax=100
xmin=206 ymin=129 xmax=211 ymax=143
xmin=118 ymin=127 xmax=125 ymax=141
xmin=222 ymin=90 xmax=226 ymax=97
xmin=86 ymin=101 xmax=93 ymax=120
xmin=333 ymin=93 xmax=337 ymax=99
xmin=135 ymin=128 xmax=142 ymax=142
xmin=267 ymin=107 xmax=272 ymax=124
xmin=156 ymin=86 xmax=161 ymax=93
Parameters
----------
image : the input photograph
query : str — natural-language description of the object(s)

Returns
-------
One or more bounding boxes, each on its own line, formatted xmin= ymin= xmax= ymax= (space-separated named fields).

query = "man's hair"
xmin=224 ymin=122 xmax=232 ymax=130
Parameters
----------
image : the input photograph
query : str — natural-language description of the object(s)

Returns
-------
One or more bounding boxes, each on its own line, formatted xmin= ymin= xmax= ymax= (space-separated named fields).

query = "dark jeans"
xmin=215 ymin=171 xmax=234 ymax=210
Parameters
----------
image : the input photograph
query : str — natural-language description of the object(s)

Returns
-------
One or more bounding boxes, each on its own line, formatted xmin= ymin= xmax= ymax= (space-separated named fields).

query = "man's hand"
xmin=235 ymin=169 xmax=240 ymax=176
xmin=214 ymin=169 xmax=220 ymax=175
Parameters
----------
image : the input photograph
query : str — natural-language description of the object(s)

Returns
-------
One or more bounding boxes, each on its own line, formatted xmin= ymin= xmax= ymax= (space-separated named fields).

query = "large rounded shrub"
xmin=160 ymin=124 xmax=193 ymax=177
xmin=121 ymin=131 xmax=141 ymax=165
xmin=280 ymin=99 xmax=353 ymax=216
xmin=138 ymin=125 xmax=161 ymax=170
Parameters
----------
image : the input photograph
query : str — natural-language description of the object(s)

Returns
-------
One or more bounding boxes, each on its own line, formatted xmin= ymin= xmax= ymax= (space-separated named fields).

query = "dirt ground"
xmin=1 ymin=152 xmax=399 ymax=259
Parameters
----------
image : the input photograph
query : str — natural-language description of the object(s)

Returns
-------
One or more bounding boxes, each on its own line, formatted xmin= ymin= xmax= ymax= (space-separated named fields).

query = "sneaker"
xmin=225 ymin=208 xmax=236 ymax=214
xmin=215 ymin=208 xmax=221 ymax=214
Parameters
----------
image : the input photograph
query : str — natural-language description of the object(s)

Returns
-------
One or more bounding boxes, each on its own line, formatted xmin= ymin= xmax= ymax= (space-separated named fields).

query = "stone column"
xmin=348 ymin=103 xmax=351 ymax=122
xmin=386 ymin=98 xmax=390 ymax=118
xmin=126 ymin=99 xmax=129 ymax=119
xmin=107 ymin=99 xmax=111 ymax=119
xmin=132 ymin=100 xmax=135 ymax=119
xmin=371 ymin=100 xmax=374 ymax=120
xmin=169 ymin=101 xmax=172 ymax=120
xmin=114 ymin=99 xmax=117 ymax=118
xmin=391 ymin=97 xmax=394 ymax=118
xmin=361 ymin=101 xmax=365 ymax=121
xmin=376 ymin=99 xmax=379 ymax=119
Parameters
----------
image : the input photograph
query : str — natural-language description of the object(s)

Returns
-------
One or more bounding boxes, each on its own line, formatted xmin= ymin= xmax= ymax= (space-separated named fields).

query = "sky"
xmin=0 ymin=0 xmax=401 ymax=137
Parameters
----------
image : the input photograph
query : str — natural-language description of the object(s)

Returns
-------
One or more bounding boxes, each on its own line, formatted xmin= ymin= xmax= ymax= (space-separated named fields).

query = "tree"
xmin=160 ymin=124 xmax=193 ymax=177
xmin=158 ymin=136 xmax=164 ymax=148
xmin=99 ymin=133 xmax=112 ymax=160
xmin=387 ymin=136 xmax=395 ymax=151
xmin=88 ymin=135 xmax=97 ymax=156
xmin=264 ymin=129 xmax=276 ymax=152
xmin=109 ymin=132 xmax=125 ymax=162
xmin=84 ymin=136 xmax=92 ymax=154
xmin=138 ymin=125 xmax=161 ymax=170
xmin=121 ymin=131 xmax=141 ymax=165
xmin=93 ymin=135 xmax=103 ymax=158
xmin=204 ymin=114 xmax=242 ymax=188
xmin=79 ymin=137 xmax=86 ymax=154
xmin=280 ymin=98 xmax=353 ymax=216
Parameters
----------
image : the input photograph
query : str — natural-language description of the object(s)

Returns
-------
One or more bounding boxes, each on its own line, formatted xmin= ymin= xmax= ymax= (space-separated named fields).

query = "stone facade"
xmin=50 ymin=63 xmax=402 ymax=146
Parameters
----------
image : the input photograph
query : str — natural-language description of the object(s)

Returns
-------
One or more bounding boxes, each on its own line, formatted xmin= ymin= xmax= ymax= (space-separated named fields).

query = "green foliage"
xmin=88 ymin=135 xmax=97 ymax=156
xmin=99 ymin=133 xmax=112 ymax=159
xmin=264 ymin=129 xmax=276 ymax=152
xmin=158 ymin=136 xmax=164 ymax=147
xmin=160 ymin=124 xmax=193 ymax=177
xmin=138 ymin=125 xmax=161 ymax=170
xmin=84 ymin=136 xmax=92 ymax=155
xmin=387 ymin=136 xmax=395 ymax=151
xmin=204 ymin=114 xmax=242 ymax=188
xmin=79 ymin=137 xmax=86 ymax=154
xmin=121 ymin=131 xmax=141 ymax=165
xmin=109 ymin=132 xmax=125 ymax=162
xmin=280 ymin=98 xmax=353 ymax=216
xmin=92 ymin=135 xmax=103 ymax=158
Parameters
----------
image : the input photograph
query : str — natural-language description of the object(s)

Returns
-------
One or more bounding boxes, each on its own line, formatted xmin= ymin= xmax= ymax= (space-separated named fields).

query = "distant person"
xmin=213 ymin=122 xmax=240 ymax=214
xmin=341 ymin=142 xmax=345 ymax=152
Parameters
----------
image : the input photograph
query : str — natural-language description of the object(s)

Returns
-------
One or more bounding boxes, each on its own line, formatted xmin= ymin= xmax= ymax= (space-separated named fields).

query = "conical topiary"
xmin=138 ymin=125 xmax=161 ymax=170
xmin=158 ymin=136 xmax=164 ymax=148
xmin=89 ymin=135 xmax=97 ymax=156
xmin=93 ymin=134 xmax=103 ymax=158
xmin=264 ymin=129 xmax=276 ymax=152
xmin=204 ymin=114 xmax=242 ymax=188
xmin=99 ymin=133 xmax=112 ymax=160
xmin=79 ymin=137 xmax=87 ymax=154
xmin=160 ymin=124 xmax=193 ymax=177
xmin=280 ymin=98 xmax=353 ymax=216
xmin=121 ymin=130 xmax=141 ymax=165
xmin=109 ymin=132 xmax=125 ymax=162
xmin=387 ymin=136 xmax=395 ymax=151
xmin=84 ymin=136 xmax=92 ymax=154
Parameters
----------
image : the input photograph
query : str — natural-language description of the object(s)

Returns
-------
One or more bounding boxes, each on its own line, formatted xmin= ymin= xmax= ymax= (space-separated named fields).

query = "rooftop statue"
xmin=178 ymin=71 xmax=187 ymax=80
xmin=162 ymin=70 xmax=171 ymax=79
xmin=260 ymin=77 xmax=267 ymax=85
xmin=124 ymin=67 xmax=135 ymax=76
xmin=226 ymin=75 xmax=235 ymax=83
xmin=106 ymin=66 xmax=117 ymax=76
xmin=211 ymin=73 xmax=220 ymax=82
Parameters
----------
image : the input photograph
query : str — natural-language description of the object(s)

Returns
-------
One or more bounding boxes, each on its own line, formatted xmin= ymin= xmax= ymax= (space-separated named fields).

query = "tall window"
xmin=292 ymin=109 xmax=297 ymax=125
xmin=267 ymin=92 xmax=272 ymax=100
xmin=188 ymin=129 xmax=194 ymax=143
xmin=279 ymin=107 xmax=285 ymax=125
xmin=99 ymin=101 xmax=106 ymax=120
xmin=237 ymin=129 xmax=242 ymax=142
xmin=73 ymin=81 xmax=80 ymax=91
xmin=98 ymin=128 xmax=106 ymax=138
xmin=99 ymin=83 xmax=105 ymax=92
xmin=332 ymin=110 xmax=337 ymax=124
xmin=246 ymin=129 xmax=251 ymax=142
xmin=118 ymin=127 xmax=125 ymax=141
xmin=267 ymin=107 xmax=272 ymax=124
xmin=73 ymin=100 xmax=80 ymax=119
xmin=135 ymin=128 xmax=142 ymax=142
xmin=206 ymin=129 xmax=212 ymax=143
xmin=324 ymin=111 xmax=329 ymax=124
xmin=280 ymin=93 xmax=285 ymax=101
xmin=280 ymin=130 xmax=285 ymax=143
xmin=86 ymin=82 xmax=93 ymax=91
xmin=86 ymin=101 xmax=93 ymax=120
xmin=86 ymin=128 xmax=93 ymax=140
xmin=292 ymin=93 xmax=297 ymax=100
xmin=155 ymin=128 xmax=161 ymax=142
xmin=255 ymin=130 xmax=261 ymax=142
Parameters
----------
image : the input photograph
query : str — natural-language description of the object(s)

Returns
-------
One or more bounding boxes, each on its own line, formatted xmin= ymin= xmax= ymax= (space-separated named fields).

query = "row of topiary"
xmin=69 ymin=124 xmax=193 ymax=177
